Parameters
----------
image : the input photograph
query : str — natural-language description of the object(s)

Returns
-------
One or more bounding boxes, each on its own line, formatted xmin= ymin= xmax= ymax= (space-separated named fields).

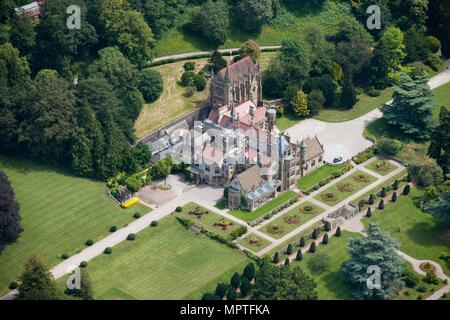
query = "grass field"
xmin=59 ymin=216 xmax=250 ymax=300
xmin=153 ymin=1 xmax=356 ymax=57
xmin=362 ymin=187 xmax=450 ymax=277
xmin=365 ymin=159 xmax=397 ymax=176
xmin=229 ymin=191 xmax=298 ymax=223
xmin=315 ymin=171 xmax=378 ymax=206
xmin=0 ymin=155 xmax=149 ymax=295
xmin=296 ymin=164 xmax=345 ymax=191
xmin=432 ymin=82 xmax=450 ymax=118
xmin=259 ymin=202 xmax=325 ymax=239
xmin=290 ymin=231 xmax=361 ymax=300
xmin=175 ymin=202 xmax=243 ymax=238
xmin=237 ymin=234 xmax=272 ymax=253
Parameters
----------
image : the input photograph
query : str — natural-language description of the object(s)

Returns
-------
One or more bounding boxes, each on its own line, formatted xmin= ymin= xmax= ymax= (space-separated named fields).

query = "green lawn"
xmin=290 ymin=231 xmax=362 ymax=300
xmin=365 ymin=159 xmax=398 ymax=176
xmin=296 ymin=164 xmax=344 ymax=191
xmin=153 ymin=1 xmax=356 ymax=57
xmin=175 ymin=202 xmax=243 ymax=238
xmin=58 ymin=216 xmax=250 ymax=300
xmin=237 ymin=234 xmax=272 ymax=253
xmin=259 ymin=202 xmax=325 ymax=239
xmin=229 ymin=191 xmax=298 ymax=223
xmin=0 ymin=155 xmax=149 ymax=295
xmin=315 ymin=171 xmax=378 ymax=206
xmin=432 ymin=82 xmax=450 ymax=118
xmin=314 ymin=88 xmax=394 ymax=123
xmin=362 ymin=187 xmax=450 ymax=277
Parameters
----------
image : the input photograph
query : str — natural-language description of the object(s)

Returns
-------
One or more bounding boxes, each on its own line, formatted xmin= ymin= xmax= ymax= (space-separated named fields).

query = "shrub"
xmin=226 ymin=287 xmax=237 ymax=300
xmin=284 ymin=258 xmax=290 ymax=266
xmin=366 ymin=87 xmax=381 ymax=97
xmin=311 ymin=228 xmax=318 ymax=240
xmin=308 ymin=252 xmax=331 ymax=273
xmin=109 ymin=225 xmax=117 ymax=232
xmin=192 ymin=73 xmax=207 ymax=91
xmin=368 ymin=194 xmax=375 ymax=205
xmin=324 ymin=221 xmax=331 ymax=232
xmin=183 ymin=61 xmax=195 ymax=71
xmin=376 ymin=137 xmax=402 ymax=156
xmin=378 ymin=200 xmax=385 ymax=210
xmin=243 ymin=263 xmax=256 ymax=281
xmin=299 ymin=236 xmax=305 ymax=247
xmin=404 ymin=271 xmax=419 ymax=288
xmin=335 ymin=227 xmax=341 ymax=237
xmin=391 ymin=192 xmax=398 ymax=202
xmin=175 ymin=206 xmax=183 ymax=212
xmin=296 ymin=249 xmax=303 ymax=261
xmin=215 ymin=282 xmax=228 ymax=299
xmin=424 ymin=271 xmax=440 ymax=285
xmin=9 ymin=281 xmax=18 ymax=290
xmin=393 ymin=180 xmax=400 ymax=190
xmin=85 ymin=239 xmax=94 ymax=246
xmin=309 ymin=242 xmax=316 ymax=253
xmin=239 ymin=277 xmax=251 ymax=297
xmin=322 ymin=234 xmax=329 ymax=245
xmin=425 ymin=36 xmax=441 ymax=53
xmin=416 ymin=284 xmax=427 ymax=293
xmin=417 ymin=162 xmax=444 ymax=187
xmin=425 ymin=54 xmax=441 ymax=71
xmin=104 ymin=247 xmax=112 ymax=255
xmin=202 ymin=292 xmax=218 ymax=300
xmin=381 ymin=187 xmax=387 ymax=197
xmin=79 ymin=261 xmax=87 ymax=268
xmin=366 ymin=207 xmax=373 ymax=217
xmin=61 ymin=253 xmax=69 ymax=260
xmin=133 ymin=212 xmax=141 ymax=219
xmin=407 ymin=173 xmax=413 ymax=183
xmin=180 ymin=71 xmax=195 ymax=87
xmin=127 ymin=233 xmax=136 ymax=241
xmin=230 ymin=273 xmax=241 ymax=289
xmin=273 ymin=252 xmax=280 ymax=263
xmin=150 ymin=221 xmax=158 ymax=227
xmin=139 ymin=69 xmax=163 ymax=103
xmin=402 ymin=184 xmax=411 ymax=196
xmin=286 ymin=244 xmax=293 ymax=255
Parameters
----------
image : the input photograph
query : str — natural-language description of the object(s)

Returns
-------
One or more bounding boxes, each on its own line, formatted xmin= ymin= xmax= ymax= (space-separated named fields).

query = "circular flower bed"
xmin=338 ymin=182 xmax=355 ymax=192
xmin=299 ymin=205 xmax=315 ymax=214
xmin=248 ymin=237 xmax=263 ymax=247
xmin=420 ymin=262 xmax=435 ymax=272
xmin=321 ymin=192 xmax=338 ymax=202
xmin=353 ymin=173 xmax=370 ymax=183
xmin=374 ymin=161 xmax=391 ymax=172
xmin=283 ymin=215 xmax=300 ymax=224
xmin=266 ymin=224 xmax=284 ymax=235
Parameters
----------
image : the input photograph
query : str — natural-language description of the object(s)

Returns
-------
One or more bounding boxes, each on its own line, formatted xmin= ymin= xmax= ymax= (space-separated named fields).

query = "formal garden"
xmin=174 ymin=202 xmax=244 ymax=239
xmin=259 ymin=202 xmax=325 ymax=240
xmin=315 ymin=171 xmax=378 ymax=206
xmin=296 ymin=163 xmax=353 ymax=193
xmin=365 ymin=159 xmax=398 ymax=176
xmin=237 ymin=234 xmax=272 ymax=253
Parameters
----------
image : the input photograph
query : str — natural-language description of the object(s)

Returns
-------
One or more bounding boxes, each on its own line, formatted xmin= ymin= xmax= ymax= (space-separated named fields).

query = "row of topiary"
xmin=249 ymin=196 xmax=299 ymax=226
xmin=202 ymin=263 xmax=257 ymax=300
xmin=365 ymin=184 xmax=411 ymax=218
xmin=303 ymin=163 xmax=354 ymax=195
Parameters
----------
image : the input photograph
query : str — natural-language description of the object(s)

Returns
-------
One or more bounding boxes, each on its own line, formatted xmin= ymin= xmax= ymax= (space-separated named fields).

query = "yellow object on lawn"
xmin=121 ymin=197 xmax=140 ymax=208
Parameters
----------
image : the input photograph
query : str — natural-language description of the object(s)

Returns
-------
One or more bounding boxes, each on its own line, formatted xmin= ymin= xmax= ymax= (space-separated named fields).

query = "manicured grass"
xmin=153 ymin=1 xmax=355 ymax=57
xmin=365 ymin=159 xmax=397 ymax=176
xmin=58 ymin=216 xmax=250 ymax=300
xmin=362 ymin=187 xmax=450 ymax=277
xmin=259 ymin=202 xmax=325 ymax=239
xmin=0 ymin=155 xmax=149 ymax=295
xmin=296 ymin=164 xmax=343 ymax=191
xmin=229 ymin=191 xmax=298 ymax=223
xmin=134 ymin=58 xmax=210 ymax=139
xmin=290 ymin=231 xmax=362 ymax=300
xmin=315 ymin=171 xmax=378 ymax=206
xmin=314 ymin=88 xmax=394 ymax=123
xmin=237 ymin=234 xmax=272 ymax=253
xmin=432 ymin=82 xmax=450 ymax=118
xmin=175 ymin=202 xmax=243 ymax=238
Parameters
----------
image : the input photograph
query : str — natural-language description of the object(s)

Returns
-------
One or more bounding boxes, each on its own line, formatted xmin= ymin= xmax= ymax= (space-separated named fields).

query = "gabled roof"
xmin=235 ymin=165 xmax=262 ymax=193
xmin=303 ymin=136 xmax=324 ymax=161
xmin=218 ymin=56 xmax=257 ymax=83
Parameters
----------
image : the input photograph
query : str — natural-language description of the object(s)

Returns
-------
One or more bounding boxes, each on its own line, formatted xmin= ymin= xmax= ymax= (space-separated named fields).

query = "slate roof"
xmin=218 ymin=56 xmax=257 ymax=83
xmin=303 ymin=136 xmax=325 ymax=161
xmin=235 ymin=165 xmax=262 ymax=193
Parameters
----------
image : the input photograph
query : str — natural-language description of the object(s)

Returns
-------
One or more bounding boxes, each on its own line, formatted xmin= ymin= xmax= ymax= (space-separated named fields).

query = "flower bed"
xmin=302 ymin=163 xmax=354 ymax=195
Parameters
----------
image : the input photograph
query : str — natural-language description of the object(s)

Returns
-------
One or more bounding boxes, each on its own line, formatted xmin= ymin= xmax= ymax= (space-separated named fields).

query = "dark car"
xmin=333 ymin=157 xmax=343 ymax=164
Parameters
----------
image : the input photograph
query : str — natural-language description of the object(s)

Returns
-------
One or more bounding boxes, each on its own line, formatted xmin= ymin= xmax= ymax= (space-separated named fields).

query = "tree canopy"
xmin=0 ymin=170 xmax=22 ymax=250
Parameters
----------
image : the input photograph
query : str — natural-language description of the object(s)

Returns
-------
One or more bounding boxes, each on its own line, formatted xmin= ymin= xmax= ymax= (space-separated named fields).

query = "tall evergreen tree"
xmin=381 ymin=73 xmax=435 ymax=139
xmin=423 ymin=192 xmax=450 ymax=222
xmin=428 ymin=107 xmax=450 ymax=174
xmin=291 ymin=91 xmax=309 ymax=117
xmin=0 ymin=171 xmax=22 ymax=250
xmin=341 ymin=75 xmax=357 ymax=108
xmin=341 ymin=223 xmax=404 ymax=299
xmin=18 ymin=254 xmax=58 ymax=300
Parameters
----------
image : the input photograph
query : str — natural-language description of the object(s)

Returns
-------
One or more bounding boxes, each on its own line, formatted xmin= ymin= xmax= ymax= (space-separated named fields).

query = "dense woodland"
xmin=0 ymin=0 xmax=449 ymax=181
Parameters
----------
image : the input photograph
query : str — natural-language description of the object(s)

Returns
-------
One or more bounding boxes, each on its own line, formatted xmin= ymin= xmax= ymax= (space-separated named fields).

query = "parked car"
xmin=333 ymin=157 xmax=343 ymax=164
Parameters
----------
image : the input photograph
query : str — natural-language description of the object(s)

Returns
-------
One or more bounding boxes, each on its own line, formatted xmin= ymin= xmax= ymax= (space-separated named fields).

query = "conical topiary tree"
xmin=324 ymin=221 xmax=331 ymax=232
xmin=335 ymin=226 xmax=342 ymax=237
xmin=299 ymin=236 xmax=305 ymax=247
xmin=296 ymin=249 xmax=303 ymax=261
xmin=286 ymin=244 xmax=293 ymax=255
xmin=379 ymin=199 xmax=385 ymax=210
xmin=312 ymin=228 xmax=318 ymax=240
xmin=407 ymin=173 xmax=412 ymax=183
xmin=392 ymin=191 xmax=398 ymax=202
xmin=322 ymin=234 xmax=329 ymax=245
xmin=393 ymin=180 xmax=399 ymax=190
xmin=403 ymin=184 xmax=411 ymax=195
xmin=368 ymin=194 xmax=375 ymax=205
xmin=366 ymin=207 xmax=372 ymax=217
xmin=309 ymin=242 xmax=316 ymax=253
xmin=381 ymin=187 xmax=387 ymax=198
xmin=273 ymin=252 xmax=280 ymax=264
xmin=230 ymin=272 xmax=241 ymax=289
xmin=284 ymin=258 xmax=290 ymax=266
